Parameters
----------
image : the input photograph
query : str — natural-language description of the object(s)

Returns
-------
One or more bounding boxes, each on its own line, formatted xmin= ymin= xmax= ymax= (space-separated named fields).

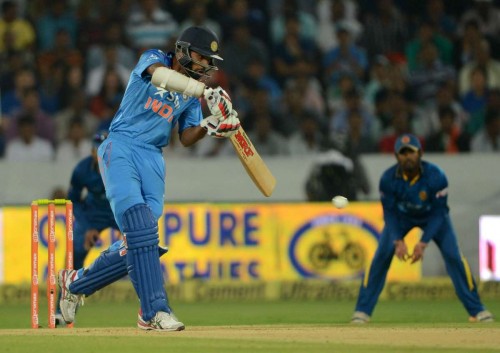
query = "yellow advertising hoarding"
xmin=0 ymin=203 xmax=421 ymax=285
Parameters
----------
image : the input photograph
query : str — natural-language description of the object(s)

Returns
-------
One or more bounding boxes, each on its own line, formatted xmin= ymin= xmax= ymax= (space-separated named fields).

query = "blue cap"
xmin=394 ymin=134 xmax=421 ymax=153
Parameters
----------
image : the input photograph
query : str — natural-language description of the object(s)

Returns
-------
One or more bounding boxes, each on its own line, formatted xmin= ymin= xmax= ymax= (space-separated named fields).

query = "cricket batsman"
xmin=58 ymin=26 xmax=240 ymax=331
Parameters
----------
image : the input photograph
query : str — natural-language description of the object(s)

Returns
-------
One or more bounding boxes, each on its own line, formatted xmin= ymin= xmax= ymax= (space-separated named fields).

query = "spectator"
xmin=408 ymin=41 xmax=455 ymax=104
xmin=453 ymin=19 xmax=483 ymax=70
xmin=86 ymin=21 xmax=136 ymax=72
xmin=461 ymin=66 xmax=489 ymax=136
xmin=425 ymin=105 xmax=470 ymax=153
xmin=125 ymin=0 xmax=178 ymax=52
xmin=243 ymin=58 xmax=282 ymax=107
xmin=58 ymin=64 xmax=85 ymax=110
xmin=458 ymin=39 xmax=500 ymax=96
xmin=364 ymin=55 xmax=391 ymax=108
xmin=270 ymin=0 xmax=317 ymax=45
xmin=5 ymin=87 xmax=56 ymax=146
xmin=220 ymin=20 xmax=269 ymax=85
xmin=88 ymin=69 xmax=125 ymax=124
xmin=284 ymin=59 xmax=326 ymax=117
xmin=322 ymin=23 xmax=368 ymax=86
xmin=413 ymin=80 xmax=467 ymax=138
xmin=471 ymin=109 xmax=500 ymax=152
xmin=76 ymin=1 xmax=132 ymax=52
xmin=247 ymin=115 xmax=290 ymax=156
xmin=56 ymin=118 xmax=92 ymax=162
xmin=36 ymin=28 xmax=83 ymax=106
xmin=0 ymin=50 xmax=32 ymax=95
xmin=178 ymin=2 xmax=221 ymax=40
xmin=405 ymin=20 xmax=453 ymax=72
xmin=0 ymin=0 xmax=35 ymax=54
xmin=359 ymin=0 xmax=409 ymax=59
xmin=423 ymin=0 xmax=457 ymax=41
xmin=5 ymin=114 xmax=53 ymax=162
xmin=326 ymin=72 xmax=361 ymax=113
xmin=332 ymin=109 xmax=377 ymax=155
xmin=1 ymin=67 xmax=36 ymax=118
xmin=316 ymin=0 xmax=363 ymax=53
xmin=86 ymin=45 xmax=130 ymax=97
xmin=36 ymin=0 xmax=78 ymax=52
xmin=288 ymin=112 xmax=329 ymax=155
xmin=218 ymin=0 xmax=269 ymax=44
xmin=272 ymin=13 xmax=318 ymax=85
xmin=458 ymin=0 xmax=500 ymax=40
xmin=277 ymin=84 xmax=323 ymax=138
xmin=54 ymin=90 xmax=98 ymax=145
xmin=329 ymin=87 xmax=379 ymax=142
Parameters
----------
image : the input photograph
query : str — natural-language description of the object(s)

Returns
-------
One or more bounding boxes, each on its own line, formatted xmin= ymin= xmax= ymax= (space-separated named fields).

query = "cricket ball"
xmin=332 ymin=195 xmax=349 ymax=209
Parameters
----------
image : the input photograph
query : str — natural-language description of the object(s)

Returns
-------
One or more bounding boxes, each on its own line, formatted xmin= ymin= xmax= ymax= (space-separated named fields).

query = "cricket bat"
xmin=151 ymin=67 xmax=276 ymax=196
xmin=229 ymin=126 xmax=276 ymax=197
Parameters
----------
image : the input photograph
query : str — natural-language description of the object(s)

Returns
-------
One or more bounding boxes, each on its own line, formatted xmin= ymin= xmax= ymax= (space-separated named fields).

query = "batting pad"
xmin=122 ymin=204 xmax=170 ymax=321
xmin=69 ymin=241 xmax=168 ymax=296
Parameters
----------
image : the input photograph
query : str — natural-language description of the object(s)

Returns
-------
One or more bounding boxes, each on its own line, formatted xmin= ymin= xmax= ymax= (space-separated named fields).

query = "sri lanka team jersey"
xmin=109 ymin=49 xmax=203 ymax=148
xmin=379 ymin=160 xmax=450 ymax=243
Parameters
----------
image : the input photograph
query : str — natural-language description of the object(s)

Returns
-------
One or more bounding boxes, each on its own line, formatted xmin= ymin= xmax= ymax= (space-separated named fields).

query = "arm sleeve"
xmin=379 ymin=172 xmax=403 ymax=240
xmin=420 ymin=170 xmax=449 ymax=243
xmin=135 ymin=49 xmax=169 ymax=78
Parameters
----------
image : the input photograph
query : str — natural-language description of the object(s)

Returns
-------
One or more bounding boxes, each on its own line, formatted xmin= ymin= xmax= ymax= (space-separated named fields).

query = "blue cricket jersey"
xmin=68 ymin=156 xmax=116 ymax=226
xmin=379 ymin=160 xmax=449 ymax=243
xmin=109 ymin=49 xmax=203 ymax=148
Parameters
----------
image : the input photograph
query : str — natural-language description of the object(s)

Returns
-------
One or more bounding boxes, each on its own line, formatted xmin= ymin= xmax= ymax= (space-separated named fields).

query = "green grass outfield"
xmin=1 ymin=298 xmax=500 ymax=353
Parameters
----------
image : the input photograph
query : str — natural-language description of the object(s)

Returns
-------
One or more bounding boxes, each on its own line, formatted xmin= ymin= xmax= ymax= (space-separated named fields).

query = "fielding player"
xmin=351 ymin=134 xmax=494 ymax=324
xmin=58 ymin=26 xmax=240 ymax=331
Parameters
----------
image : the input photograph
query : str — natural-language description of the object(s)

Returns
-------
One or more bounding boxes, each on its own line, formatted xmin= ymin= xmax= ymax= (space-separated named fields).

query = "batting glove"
xmin=203 ymin=86 xmax=232 ymax=121
xmin=201 ymin=110 xmax=240 ymax=138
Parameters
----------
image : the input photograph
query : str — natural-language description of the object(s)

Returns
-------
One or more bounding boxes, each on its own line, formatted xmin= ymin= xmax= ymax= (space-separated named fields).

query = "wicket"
xmin=31 ymin=199 xmax=74 ymax=329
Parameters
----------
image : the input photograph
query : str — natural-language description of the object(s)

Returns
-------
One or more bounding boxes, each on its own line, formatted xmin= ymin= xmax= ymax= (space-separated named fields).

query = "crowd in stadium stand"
xmin=1 ymin=0 xmax=500 ymax=162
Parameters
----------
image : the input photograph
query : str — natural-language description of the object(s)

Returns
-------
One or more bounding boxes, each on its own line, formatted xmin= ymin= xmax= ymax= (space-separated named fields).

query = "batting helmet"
xmin=175 ymin=26 xmax=222 ymax=79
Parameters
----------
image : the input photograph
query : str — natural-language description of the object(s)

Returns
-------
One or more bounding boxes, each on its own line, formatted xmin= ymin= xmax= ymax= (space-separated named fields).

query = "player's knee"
xmin=121 ymin=203 xmax=159 ymax=249
xmin=444 ymin=253 xmax=462 ymax=266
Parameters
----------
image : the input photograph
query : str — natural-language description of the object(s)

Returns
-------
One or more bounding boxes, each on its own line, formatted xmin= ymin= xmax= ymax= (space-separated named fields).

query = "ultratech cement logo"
xmin=288 ymin=214 xmax=380 ymax=280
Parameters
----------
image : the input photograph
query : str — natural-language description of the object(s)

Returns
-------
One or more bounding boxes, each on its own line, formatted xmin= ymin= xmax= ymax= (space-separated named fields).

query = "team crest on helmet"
xmin=401 ymin=135 xmax=411 ymax=144
xmin=419 ymin=190 xmax=427 ymax=201
xmin=211 ymin=41 xmax=218 ymax=52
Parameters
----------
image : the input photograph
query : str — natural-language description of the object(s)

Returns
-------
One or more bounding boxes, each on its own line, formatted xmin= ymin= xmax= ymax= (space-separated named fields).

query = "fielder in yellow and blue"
xmin=351 ymin=134 xmax=493 ymax=323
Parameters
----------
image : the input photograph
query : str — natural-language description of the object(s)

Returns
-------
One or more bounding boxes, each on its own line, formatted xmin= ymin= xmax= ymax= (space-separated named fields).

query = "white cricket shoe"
xmin=469 ymin=310 xmax=494 ymax=322
xmin=55 ymin=313 xmax=67 ymax=327
xmin=57 ymin=269 xmax=84 ymax=324
xmin=137 ymin=311 xmax=185 ymax=331
xmin=351 ymin=311 xmax=370 ymax=324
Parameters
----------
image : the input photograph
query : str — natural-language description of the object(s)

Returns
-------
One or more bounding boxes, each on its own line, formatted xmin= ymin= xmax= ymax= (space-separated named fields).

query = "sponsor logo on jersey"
xmin=144 ymin=96 xmax=174 ymax=121
xmin=147 ymin=54 xmax=159 ymax=62
xmin=419 ymin=190 xmax=427 ymax=201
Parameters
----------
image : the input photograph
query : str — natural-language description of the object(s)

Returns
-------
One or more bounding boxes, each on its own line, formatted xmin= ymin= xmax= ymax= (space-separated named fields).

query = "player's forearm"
xmin=421 ymin=210 xmax=447 ymax=243
xmin=151 ymin=66 xmax=205 ymax=98
xmin=179 ymin=126 xmax=206 ymax=147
